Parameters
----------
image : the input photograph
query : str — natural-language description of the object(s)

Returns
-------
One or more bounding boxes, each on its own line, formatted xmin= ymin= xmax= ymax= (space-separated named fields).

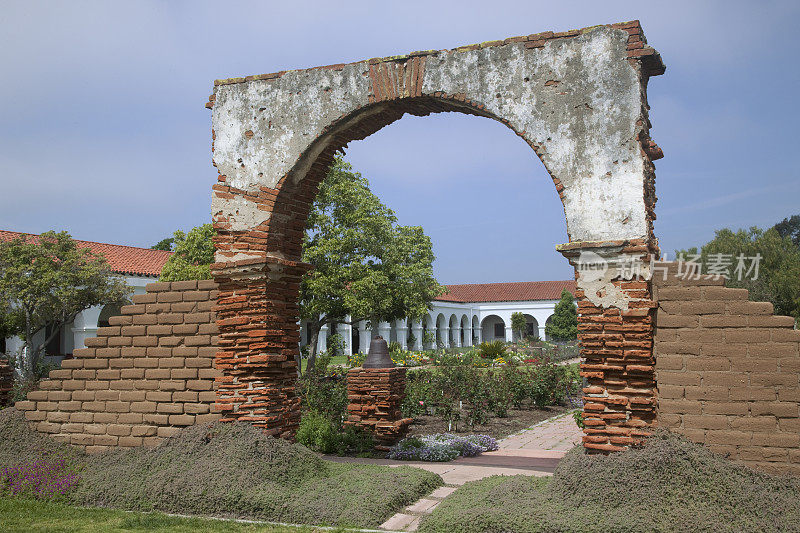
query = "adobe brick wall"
xmin=346 ymin=367 xmax=411 ymax=449
xmin=654 ymin=265 xmax=800 ymax=475
xmin=15 ymin=280 xmax=222 ymax=452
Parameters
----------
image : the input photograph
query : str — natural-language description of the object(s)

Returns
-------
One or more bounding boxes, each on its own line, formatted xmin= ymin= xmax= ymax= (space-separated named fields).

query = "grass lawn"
xmin=301 ymin=355 xmax=348 ymax=372
xmin=0 ymin=497 xmax=342 ymax=532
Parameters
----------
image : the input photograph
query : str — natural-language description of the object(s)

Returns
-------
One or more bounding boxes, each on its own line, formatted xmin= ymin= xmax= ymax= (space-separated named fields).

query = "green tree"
xmin=300 ymin=155 xmax=443 ymax=371
xmin=0 ymin=231 xmax=130 ymax=378
xmin=676 ymin=225 xmax=800 ymax=318
xmin=774 ymin=214 xmax=800 ymax=248
xmin=150 ymin=237 xmax=175 ymax=251
xmin=510 ymin=311 xmax=527 ymax=340
xmin=0 ymin=308 xmax=24 ymax=352
xmin=158 ymin=224 xmax=215 ymax=281
xmin=545 ymin=289 xmax=577 ymax=341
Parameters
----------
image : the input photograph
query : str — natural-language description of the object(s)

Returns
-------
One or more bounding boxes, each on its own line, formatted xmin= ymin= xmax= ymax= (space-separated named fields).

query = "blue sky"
xmin=1 ymin=1 xmax=798 ymax=284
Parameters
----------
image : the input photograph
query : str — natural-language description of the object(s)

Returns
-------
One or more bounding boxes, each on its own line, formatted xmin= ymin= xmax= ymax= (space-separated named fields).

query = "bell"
xmin=362 ymin=335 xmax=395 ymax=368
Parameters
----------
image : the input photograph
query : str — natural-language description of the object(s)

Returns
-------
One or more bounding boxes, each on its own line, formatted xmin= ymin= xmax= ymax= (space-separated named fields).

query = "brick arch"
xmin=208 ymin=21 xmax=666 ymax=447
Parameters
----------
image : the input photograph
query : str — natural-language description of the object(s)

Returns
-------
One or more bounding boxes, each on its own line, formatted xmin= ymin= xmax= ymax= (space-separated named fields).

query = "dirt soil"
xmin=406 ymin=405 xmax=570 ymax=440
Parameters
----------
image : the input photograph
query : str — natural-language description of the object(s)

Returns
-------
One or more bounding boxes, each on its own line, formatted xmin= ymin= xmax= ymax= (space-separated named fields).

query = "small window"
xmin=494 ymin=323 xmax=504 ymax=338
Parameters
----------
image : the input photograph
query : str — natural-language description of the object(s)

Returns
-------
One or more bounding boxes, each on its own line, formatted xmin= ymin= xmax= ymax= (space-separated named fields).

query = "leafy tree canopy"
xmin=676 ymin=225 xmax=800 ymax=319
xmin=158 ymin=224 xmax=215 ymax=282
xmin=774 ymin=214 xmax=800 ymax=248
xmin=150 ymin=237 xmax=175 ymax=251
xmin=0 ymin=231 xmax=130 ymax=378
xmin=545 ymin=289 xmax=577 ymax=341
xmin=511 ymin=311 xmax=527 ymax=339
xmin=301 ymin=155 xmax=443 ymax=367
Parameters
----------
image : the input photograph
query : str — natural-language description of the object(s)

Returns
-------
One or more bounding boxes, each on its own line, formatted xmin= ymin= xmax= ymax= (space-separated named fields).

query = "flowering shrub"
xmin=0 ymin=458 xmax=79 ymax=499
xmin=402 ymin=360 xmax=579 ymax=427
xmin=390 ymin=351 xmax=425 ymax=367
xmin=348 ymin=352 xmax=366 ymax=368
xmin=296 ymin=364 xmax=348 ymax=423
xmin=388 ymin=433 xmax=498 ymax=462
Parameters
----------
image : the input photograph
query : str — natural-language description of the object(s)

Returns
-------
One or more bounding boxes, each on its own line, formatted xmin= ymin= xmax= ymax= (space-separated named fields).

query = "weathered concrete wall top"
xmin=209 ymin=22 xmax=664 ymax=247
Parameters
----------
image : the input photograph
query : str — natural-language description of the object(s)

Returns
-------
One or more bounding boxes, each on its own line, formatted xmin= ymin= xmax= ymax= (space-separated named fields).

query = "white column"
xmin=317 ymin=324 xmax=329 ymax=354
xmin=358 ymin=321 xmax=370 ymax=354
xmin=339 ymin=322 xmax=352 ymax=356
xmin=411 ymin=320 xmax=423 ymax=351
xmin=453 ymin=325 xmax=462 ymax=347
xmin=71 ymin=306 xmax=103 ymax=351
xmin=378 ymin=321 xmax=392 ymax=343
xmin=505 ymin=325 xmax=513 ymax=343
xmin=297 ymin=320 xmax=305 ymax=352
xmin=539 ymin=325 xmax=547 ymax=341
xmin=464 ymin=326 xmax=472 ymax=347
xmin=476 ymin=327 xmax=483 ymax=344
xmin=396 ymin=319 xmax=408 ymax=350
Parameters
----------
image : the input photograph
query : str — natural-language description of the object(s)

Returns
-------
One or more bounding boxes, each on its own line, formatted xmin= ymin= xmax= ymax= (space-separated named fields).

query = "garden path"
xmin=326 ymin=411 xmax=583 ymax=532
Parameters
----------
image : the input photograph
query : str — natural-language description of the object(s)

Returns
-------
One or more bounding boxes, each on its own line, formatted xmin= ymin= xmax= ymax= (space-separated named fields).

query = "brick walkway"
xmin=497 ymin=410 xmax=582 ymax=452
xmin=325 ymin=411 xmax=583 ymax=532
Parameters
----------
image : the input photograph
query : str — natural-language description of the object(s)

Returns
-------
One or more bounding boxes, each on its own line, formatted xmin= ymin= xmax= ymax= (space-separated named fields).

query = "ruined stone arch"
xmin=208 ymin=21 xmax=665 ymax=449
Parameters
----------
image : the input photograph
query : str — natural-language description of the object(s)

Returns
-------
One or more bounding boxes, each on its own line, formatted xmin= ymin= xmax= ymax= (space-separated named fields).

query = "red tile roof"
xmin=435 ymin=280 xmax=576 ymax=303
xmin=0 ymin=230 xmax=172 ymax=277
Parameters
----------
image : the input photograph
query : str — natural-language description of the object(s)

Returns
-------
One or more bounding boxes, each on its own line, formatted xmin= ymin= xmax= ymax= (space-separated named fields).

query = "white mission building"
xmin=1 ymin=231 xmax=576 ymax=361
xmin=300 ymin=280 xmax=576 ymax=357
xmin=0 ymin=231 xmax=172 ymax=362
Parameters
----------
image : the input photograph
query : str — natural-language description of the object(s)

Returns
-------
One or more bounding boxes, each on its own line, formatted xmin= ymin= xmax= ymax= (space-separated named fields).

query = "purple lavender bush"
xmin=0 ymin=457 xmax=79 ymax=499
xmin=388 ymin=433 xmax=499 ymax=462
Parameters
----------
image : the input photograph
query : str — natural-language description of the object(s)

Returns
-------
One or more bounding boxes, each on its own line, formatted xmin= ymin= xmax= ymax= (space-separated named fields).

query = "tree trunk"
xmin=22 ymin=310 xmax=34 ymax=380
xmin=306 ymin=321 xmax=322 ymax=374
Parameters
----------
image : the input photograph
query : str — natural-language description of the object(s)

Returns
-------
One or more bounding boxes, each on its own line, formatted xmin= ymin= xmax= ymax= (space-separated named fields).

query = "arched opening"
xmin=460 ymin=315 xmax=469 ymax=346
xmin=435 ymin=313 xmax=447 ymax=348
xmin=97 ymin=302 xmax=129 ymax=329
xmin=448 ymin=314 xmax=459 ymax=347
xmin=481 ymin=315 xmax=506 ymax=342
xmin=513 ymin=313 xmax=539 ymax=342
xmin=471 ymin=315 xmax=480 ymax=345
xmin=544 ymin=314 xmax=555 ymax=342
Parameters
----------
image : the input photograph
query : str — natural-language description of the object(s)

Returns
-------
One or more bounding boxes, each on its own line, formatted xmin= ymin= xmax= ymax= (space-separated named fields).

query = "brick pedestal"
xmin=345 ymin=367 xmax=412 ymax=449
